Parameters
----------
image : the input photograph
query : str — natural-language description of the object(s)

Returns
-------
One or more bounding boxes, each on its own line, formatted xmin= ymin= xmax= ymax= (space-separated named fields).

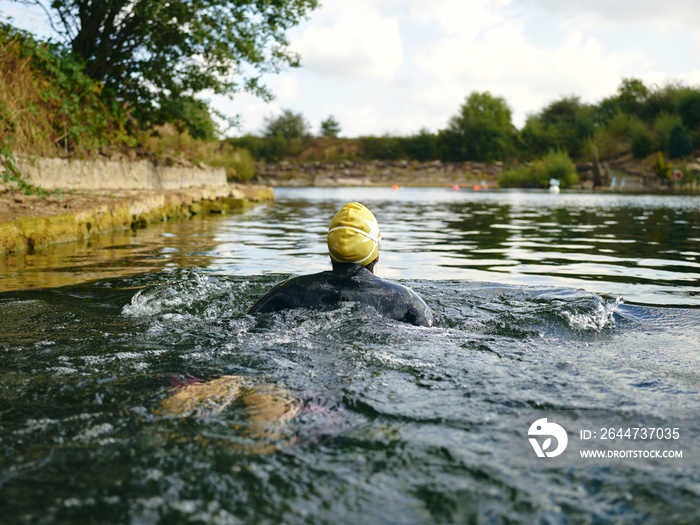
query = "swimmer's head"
xmin=327 ymin=202 xmax=380 ymax=266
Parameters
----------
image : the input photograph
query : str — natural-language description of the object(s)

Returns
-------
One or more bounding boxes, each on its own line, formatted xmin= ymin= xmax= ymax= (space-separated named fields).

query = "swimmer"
xmin=248 ymin=202 xmax=436 ymax=327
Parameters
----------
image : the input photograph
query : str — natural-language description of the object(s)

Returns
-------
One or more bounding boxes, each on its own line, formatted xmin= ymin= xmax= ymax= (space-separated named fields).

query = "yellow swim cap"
xmin=327 ymin=202 xmax=380 ymax=266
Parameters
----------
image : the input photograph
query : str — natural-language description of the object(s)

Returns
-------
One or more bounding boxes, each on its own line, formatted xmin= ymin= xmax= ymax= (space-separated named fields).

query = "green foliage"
xmin=403 ymin=129 xmax=438 ymax=161
xmin=152 ymin=96 xmax=218 ymax=140
xmin=360 ymin=136 xmax=405 ymax=160
xmin=0 ymin=134 xmax=61 ymax=199
xmin=542 ymin=150 xmax=578 ymax=186
xmin=498 ymin=165 xmax=539 ymax=188
xmin=676 ymin=89 xmax=700 ymax=130
xmin=320 ymin=116 xmax=341 ymax=137
xmin=498 ymin=150 xmax=577 ymax=189
xmin=644 ymin=82 xmax=684 ymax=122
xmin=228 ymin=134 xmax=300 ymax=163
xmin=628 ymin=116 xmax=653 ymax=158
xmin=0 ymin=23 xmax=126 ymax=197
xmin=443 ymin=91 xmax=515 ymax=162
xmin=211 ymin=143 xmax=256 ymax=182
xmin=23 ymin=0 xmax=319 ymax=125
xmin=667 ymin=121 xmax=693 ymax=159
xmin=630 ymin=130 xmax=653 ymax=158
xmin=264 ymin=109 xmax=310 ymax=139
xmin=0 ymin=23 xmax=132 ymax=156
xmin=616 ymin=78 xmax=649 ymax=118
xmin=519 ymin=97 xmax=594 ymax=159
xmin=653 ymin=113 xmax=678 ymax=151
xmin=653 ymin=152 xmax=672 ymax=180
xmin=587 ymin=112 xmax=631 ymax=159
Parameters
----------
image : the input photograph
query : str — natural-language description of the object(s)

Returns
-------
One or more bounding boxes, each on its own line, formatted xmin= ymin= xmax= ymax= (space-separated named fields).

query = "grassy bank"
xmin=0 ymin=23 xmax=256 ymax=194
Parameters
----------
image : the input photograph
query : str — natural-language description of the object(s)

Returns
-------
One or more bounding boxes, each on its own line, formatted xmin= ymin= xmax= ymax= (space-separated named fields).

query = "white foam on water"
xmin=563 ymin=296 xmax=624 ymax=332
xmin=122 ymin=272 xmax=236 ymax=318
xmin=73 ymin=422 xmax=114 ymax=442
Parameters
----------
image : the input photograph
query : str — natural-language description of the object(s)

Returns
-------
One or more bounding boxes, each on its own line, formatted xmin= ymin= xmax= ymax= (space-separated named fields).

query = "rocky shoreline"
xmin=252 ymin=157 xmax=700 ymax=191
xmin=253 ymin=159 xmax=505 ymax=187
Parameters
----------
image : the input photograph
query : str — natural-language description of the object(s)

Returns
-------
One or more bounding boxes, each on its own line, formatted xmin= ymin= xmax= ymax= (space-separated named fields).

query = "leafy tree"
xmin=442 ymin=91 xmax=515 ymax=162
xmin=320 ymin=115 xmax=341 ymax=137
xmin=519 ymin=97 xmax=594 ymax=160
xmin=676 ymin=88 xmax=700 ymax=130
xmin=627 ymin=116 xmax=652 ymax=159
xmin=263 ymin=109 xmax=309 ymax=139
xmin=152 ymin=96 xmax=218 ymax=140
xmin=643 ymin=81 xmax=683 ymax=122
xmin=14 ymin=0 xmax=319 ymax=129
xmin=630 ymin=129 xmax=653 ymax=158
xmin=667 ymin=121 xmax=693 ymax=159
xmin=654 ymin=112 xmax=678 ymax=151
xmin=616 ymin=78 xmax=649 ymax=118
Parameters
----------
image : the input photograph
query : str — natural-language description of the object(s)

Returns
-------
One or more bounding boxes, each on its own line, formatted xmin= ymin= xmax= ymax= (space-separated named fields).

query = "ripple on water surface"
xmin=2 ymin=268 xmax=700 ymax=523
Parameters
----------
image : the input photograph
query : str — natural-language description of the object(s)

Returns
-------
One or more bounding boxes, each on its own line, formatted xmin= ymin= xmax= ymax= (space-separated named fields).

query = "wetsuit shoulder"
xmin=247 ymin=272 xmax=337 ymax=314
xmin=364 ymin=274 xmax=436 ymax=327
xmin=248 ymin=267 xmax=436 ymax=327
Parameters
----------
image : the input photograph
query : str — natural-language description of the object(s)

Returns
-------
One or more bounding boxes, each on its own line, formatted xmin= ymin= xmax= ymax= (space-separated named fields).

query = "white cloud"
xmin=410 ymin=3 xmax=658 ymax=127
xmin=410 ymin=0 xmax=511 ymax=35
xmin=291 ymin=0 xmax=404 ymax=81
xmin=513 ymin=0 xmax=700 ymax=31
xmin=274 ymin=76 xmax=299 ymax=101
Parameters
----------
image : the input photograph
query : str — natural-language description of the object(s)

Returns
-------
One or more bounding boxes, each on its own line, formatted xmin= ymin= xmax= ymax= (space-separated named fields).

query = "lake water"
xmin=1 ymin=187 xmax=699 ymax=524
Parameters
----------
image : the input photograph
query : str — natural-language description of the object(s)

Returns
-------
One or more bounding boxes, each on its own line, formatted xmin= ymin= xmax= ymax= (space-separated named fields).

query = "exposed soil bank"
xmin=0 ymin=184 xmax=273 ymax=255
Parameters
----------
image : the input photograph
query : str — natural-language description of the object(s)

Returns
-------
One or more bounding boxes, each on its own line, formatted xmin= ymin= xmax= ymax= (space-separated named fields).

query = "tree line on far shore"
xmin=231 ymin=79 xmax=700 ymax=187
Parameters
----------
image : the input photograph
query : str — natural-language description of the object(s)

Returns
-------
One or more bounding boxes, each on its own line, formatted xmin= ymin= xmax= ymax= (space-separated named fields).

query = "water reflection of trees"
xmin=437 ymin=201 xmax=700 ymax=278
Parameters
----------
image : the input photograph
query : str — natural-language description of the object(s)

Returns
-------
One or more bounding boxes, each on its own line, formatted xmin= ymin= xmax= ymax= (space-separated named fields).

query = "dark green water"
xmin=1 ymin=188 xmax=699 ymax=524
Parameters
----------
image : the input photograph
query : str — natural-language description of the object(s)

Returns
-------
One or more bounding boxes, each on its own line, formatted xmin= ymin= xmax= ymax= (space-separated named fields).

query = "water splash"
xmin=122 ymin=272 xmax=240 ymax=318
xmin=560 ymin=295 xmax=623 ymax=332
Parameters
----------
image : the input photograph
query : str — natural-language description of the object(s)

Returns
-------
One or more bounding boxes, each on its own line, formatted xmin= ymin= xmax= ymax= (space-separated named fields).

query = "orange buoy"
xmin=473 ymin=185 xmax=480 ymax=191
xmin=451 ymin=184 xmax=460 ymax=191
xmin=391 ymin=184 xmax=400 ymax=190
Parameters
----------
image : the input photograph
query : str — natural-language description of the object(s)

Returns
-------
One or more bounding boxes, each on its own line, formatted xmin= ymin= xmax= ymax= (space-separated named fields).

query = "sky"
xmin=3 ymin=0 xmax=700 ymax=137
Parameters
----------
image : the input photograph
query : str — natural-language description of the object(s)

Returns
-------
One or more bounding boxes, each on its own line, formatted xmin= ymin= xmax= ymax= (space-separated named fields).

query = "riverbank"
xmin=0 ymin=183 xmax=273 ymax=255
xmin=252 ymin=157 xmax=700 ymax=191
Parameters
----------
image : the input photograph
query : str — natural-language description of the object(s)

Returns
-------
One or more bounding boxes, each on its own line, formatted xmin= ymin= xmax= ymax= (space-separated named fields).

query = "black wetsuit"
xmin=248 ymin=264 xmax=436 ymax=327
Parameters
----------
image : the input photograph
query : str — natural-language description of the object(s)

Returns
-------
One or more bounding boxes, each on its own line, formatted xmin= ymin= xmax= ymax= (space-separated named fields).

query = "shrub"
xmin=498 ymin=150 xmax=577 ymax=189
xmin=212 ymin=143 xmax=255 ymax=182
xmin=653 ymin=151 xmax=672 ymax=181
xmin=628 ymin=116 xmax=653 ymax=158
xmin=653 ymin=112 xmax=678 ymax=151
xmin=630 ymin=130 xmax=653 ymax=158
xmin=498 ymin=165 xmax=538 ymax=188
xmin=667 ymin=121 xmax=693 ymax=159
xmin=543 ymin=150 xmax=578 ymax=187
